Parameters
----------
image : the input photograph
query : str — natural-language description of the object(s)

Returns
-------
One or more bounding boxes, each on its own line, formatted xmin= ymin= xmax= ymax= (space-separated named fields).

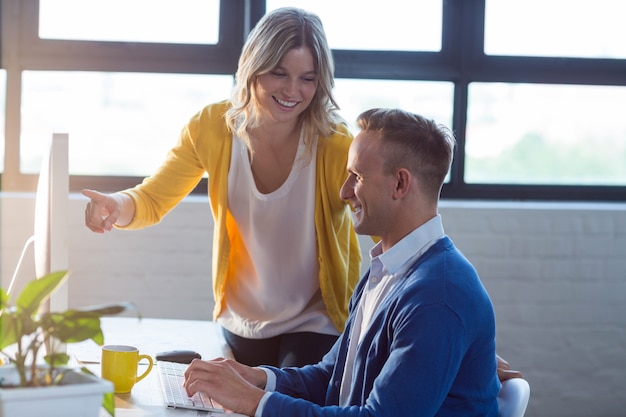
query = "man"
xmin=184 ymin=108 xmax=500 ymax=416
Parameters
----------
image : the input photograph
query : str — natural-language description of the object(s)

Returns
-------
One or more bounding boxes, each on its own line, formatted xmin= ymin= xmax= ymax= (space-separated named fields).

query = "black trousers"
xmin=222 ymin=327 xmax=338 ymax=368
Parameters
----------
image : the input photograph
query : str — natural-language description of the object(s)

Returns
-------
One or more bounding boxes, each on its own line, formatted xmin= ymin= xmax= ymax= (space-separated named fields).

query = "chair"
xmin=497 ymin=377 xmax=530 ymax=417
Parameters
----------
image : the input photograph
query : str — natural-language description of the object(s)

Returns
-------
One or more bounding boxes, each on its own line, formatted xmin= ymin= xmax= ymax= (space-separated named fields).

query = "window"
xmin=39 ymin=0 xmax=220 ymax=44
xmin=484 ymin=0 xmax=626 ymax=59
xmin=21 ymin=71 xmax=233 ymax=176
xmin=466 ymin=83 xmax=626 ymax=185
xmin=334 ymin=79 xmax=453 ymax=134
xmin=266 ymin=0 xmax=442 ymax=52
xmin=1 ymin=0 xmax=243 ymax=192
xmin=0 ymin=70 xmax=5 ymax=173
xmin=2 ymin=0 xmax=625 ymax=201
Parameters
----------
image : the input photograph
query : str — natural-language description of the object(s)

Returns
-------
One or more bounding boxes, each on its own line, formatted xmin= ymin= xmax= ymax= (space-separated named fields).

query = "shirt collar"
xmin=370 ymin=214 xmax=445 ymax=276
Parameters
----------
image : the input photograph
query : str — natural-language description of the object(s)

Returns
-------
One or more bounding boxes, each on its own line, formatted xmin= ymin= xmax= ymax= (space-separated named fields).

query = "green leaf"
xmin=0 ymin=308 xmax=37 ymax=351
xmin=40 ymin=302 xmax=135 ymax=345
xmin=49 ymin=313 xmax=102 ymax=343
xmin=0 ymin=313 xmax=18 ymax=350
xmin=0 ymin=288 xmax=9 ymax=309
xmin=44 ymin=352 xmax=70 ymax=367
xmin=18 ymin=312 xmax=38 ymax=336
xmin=15 ymin=271 xmax=69 ymax=317
xmin=75 ymin=302 xmax=139 ymax=318
xmin=91 ymin=328 xmax=105 ymax=346
xmin=102 ymin=390 xmax=116 ymax=417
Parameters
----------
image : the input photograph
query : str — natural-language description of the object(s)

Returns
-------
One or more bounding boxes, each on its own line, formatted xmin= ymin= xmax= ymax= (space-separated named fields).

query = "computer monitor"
xmin=34 ymin=133 xmax=70 ymax=314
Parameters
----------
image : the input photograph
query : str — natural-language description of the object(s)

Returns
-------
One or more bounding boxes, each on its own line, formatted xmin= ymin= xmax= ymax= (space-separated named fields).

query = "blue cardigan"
xmin=261 ymin=237 xmax=499 ymax=417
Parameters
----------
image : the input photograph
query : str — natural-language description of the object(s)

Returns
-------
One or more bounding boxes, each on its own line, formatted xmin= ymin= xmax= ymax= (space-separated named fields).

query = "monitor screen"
xmin=34 ymin=133 xmax=69 ymax=314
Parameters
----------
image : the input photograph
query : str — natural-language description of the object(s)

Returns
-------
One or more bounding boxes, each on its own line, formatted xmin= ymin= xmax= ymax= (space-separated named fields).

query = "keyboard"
xmin=157 ymin=360 xmax=225 ymax=412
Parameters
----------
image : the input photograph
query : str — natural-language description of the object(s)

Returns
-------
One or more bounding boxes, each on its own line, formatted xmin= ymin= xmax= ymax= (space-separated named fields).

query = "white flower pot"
xmin=0 ymin=365 xmax=113 ymax=417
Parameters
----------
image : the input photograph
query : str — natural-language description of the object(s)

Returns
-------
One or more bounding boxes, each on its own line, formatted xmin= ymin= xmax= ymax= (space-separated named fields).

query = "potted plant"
xmin=0 ymin=270 xmax=138 ymax=417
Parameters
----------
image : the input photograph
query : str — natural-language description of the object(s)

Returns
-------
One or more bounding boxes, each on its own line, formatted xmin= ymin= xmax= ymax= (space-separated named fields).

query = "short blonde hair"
xmin=225 ymin=7 xmax=344 ymax=153
xmin=357 ymin=108 xmax=456 ymax=200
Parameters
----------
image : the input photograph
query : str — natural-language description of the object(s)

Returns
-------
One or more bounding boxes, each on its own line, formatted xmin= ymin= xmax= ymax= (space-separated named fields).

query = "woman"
xmin=83 ymin=7 xmax=361 ymax=367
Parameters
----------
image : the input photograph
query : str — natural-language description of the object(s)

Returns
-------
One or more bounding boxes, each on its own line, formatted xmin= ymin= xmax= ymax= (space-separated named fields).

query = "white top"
xmin=218 ymin=133 xmax=338 ymax=339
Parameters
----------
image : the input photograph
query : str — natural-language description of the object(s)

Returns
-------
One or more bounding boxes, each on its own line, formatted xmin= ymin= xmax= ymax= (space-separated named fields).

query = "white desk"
xmin=69 ymin=317 xmax=237 ymax=417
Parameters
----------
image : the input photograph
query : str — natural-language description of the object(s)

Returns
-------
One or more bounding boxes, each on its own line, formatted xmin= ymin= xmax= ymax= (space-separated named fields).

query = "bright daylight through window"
xmin=2 ymin=0 xmax=624 ymax=200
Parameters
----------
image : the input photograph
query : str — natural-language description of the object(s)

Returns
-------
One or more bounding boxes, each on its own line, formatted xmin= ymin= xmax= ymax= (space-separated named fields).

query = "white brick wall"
xmin=2 ymin=194 xmax=625 ymax=417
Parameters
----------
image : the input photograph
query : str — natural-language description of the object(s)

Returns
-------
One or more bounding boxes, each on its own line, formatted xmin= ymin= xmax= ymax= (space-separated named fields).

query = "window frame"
xmin=2 ymin=0 xmax=625 ymax=201
xmin=324 ymin=0 xmax=626 ymax=201
xmin=1 ymin=0 xmax=245 ymax=193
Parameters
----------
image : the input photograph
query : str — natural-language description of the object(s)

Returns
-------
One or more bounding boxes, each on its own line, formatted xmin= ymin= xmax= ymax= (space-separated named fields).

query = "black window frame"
xmin=255 ymin=0 xmax=626 ymax=202
xmin=2 ymin=0 xmax=625 ymax=201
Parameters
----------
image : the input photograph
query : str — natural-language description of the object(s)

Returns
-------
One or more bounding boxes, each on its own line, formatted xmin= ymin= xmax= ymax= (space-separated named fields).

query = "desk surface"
xmin=69 ymin=317 xmax=237 ymax=417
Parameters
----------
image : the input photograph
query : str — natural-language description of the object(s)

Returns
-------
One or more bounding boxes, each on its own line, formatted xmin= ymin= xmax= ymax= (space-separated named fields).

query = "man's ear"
xmin=392 ymin=168 xmax=412 ymax=199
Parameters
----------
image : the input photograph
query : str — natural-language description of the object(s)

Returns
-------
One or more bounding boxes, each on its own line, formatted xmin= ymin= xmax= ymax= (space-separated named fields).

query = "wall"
xmin=2 ymin=193 xmax=625 ymax=417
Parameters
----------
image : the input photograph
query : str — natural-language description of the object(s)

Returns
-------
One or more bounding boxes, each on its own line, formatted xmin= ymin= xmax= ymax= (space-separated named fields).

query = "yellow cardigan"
xmin=120 ymin=100 xmax=361 ymax=332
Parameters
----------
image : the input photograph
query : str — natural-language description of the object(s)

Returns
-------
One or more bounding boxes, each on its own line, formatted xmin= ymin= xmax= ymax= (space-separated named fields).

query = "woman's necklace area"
xmin=248 ymin=130 xmax=300 ymax=194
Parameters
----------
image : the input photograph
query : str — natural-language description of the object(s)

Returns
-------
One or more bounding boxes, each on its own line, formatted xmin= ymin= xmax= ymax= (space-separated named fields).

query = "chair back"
xmin=497 ymin=378 xmax=530 ymax=417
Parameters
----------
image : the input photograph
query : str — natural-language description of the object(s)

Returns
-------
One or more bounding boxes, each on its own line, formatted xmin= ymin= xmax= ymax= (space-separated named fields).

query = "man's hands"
xmin=184 ymin=358 xmax=267 ymax=417
xmin=497 ymin=354 xmax=523 ymax=381
xmin=181 ymin=354 xmax=519 ymax=416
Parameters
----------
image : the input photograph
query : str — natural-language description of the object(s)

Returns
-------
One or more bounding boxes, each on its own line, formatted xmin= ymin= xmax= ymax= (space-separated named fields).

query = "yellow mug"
xmin=101 ymin=345 xmax=154 ymax=393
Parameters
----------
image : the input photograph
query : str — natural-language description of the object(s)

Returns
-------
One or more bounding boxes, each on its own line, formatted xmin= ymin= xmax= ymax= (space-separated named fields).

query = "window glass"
xmin=266 ymin=0 xmax=442 ymax=51
xmin=485 ymin=0 xmax=626 ymax=58
xmin=334 ymin=79 xmax=454 ymax=182
xmin=466 ymin=83 xmax=626 ymax=185
xmin=21 ymin=71 xmax=234 ymax=176
xmin=0 ymin=71 xmax=5 ymax=173
xmin=334 ymin=79 xmax=453 ymax=133
xmin=39 ymin=0 xmax=220 ymax=44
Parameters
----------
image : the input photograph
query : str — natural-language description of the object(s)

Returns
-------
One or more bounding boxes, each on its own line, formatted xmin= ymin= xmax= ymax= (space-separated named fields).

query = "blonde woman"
xmin=83 ymin=7 xmax=361 ymax=367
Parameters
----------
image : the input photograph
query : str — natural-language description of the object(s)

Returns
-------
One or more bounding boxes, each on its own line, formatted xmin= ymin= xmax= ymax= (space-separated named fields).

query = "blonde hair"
xmin=225 ymin=7 xmax=344 ymax=154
